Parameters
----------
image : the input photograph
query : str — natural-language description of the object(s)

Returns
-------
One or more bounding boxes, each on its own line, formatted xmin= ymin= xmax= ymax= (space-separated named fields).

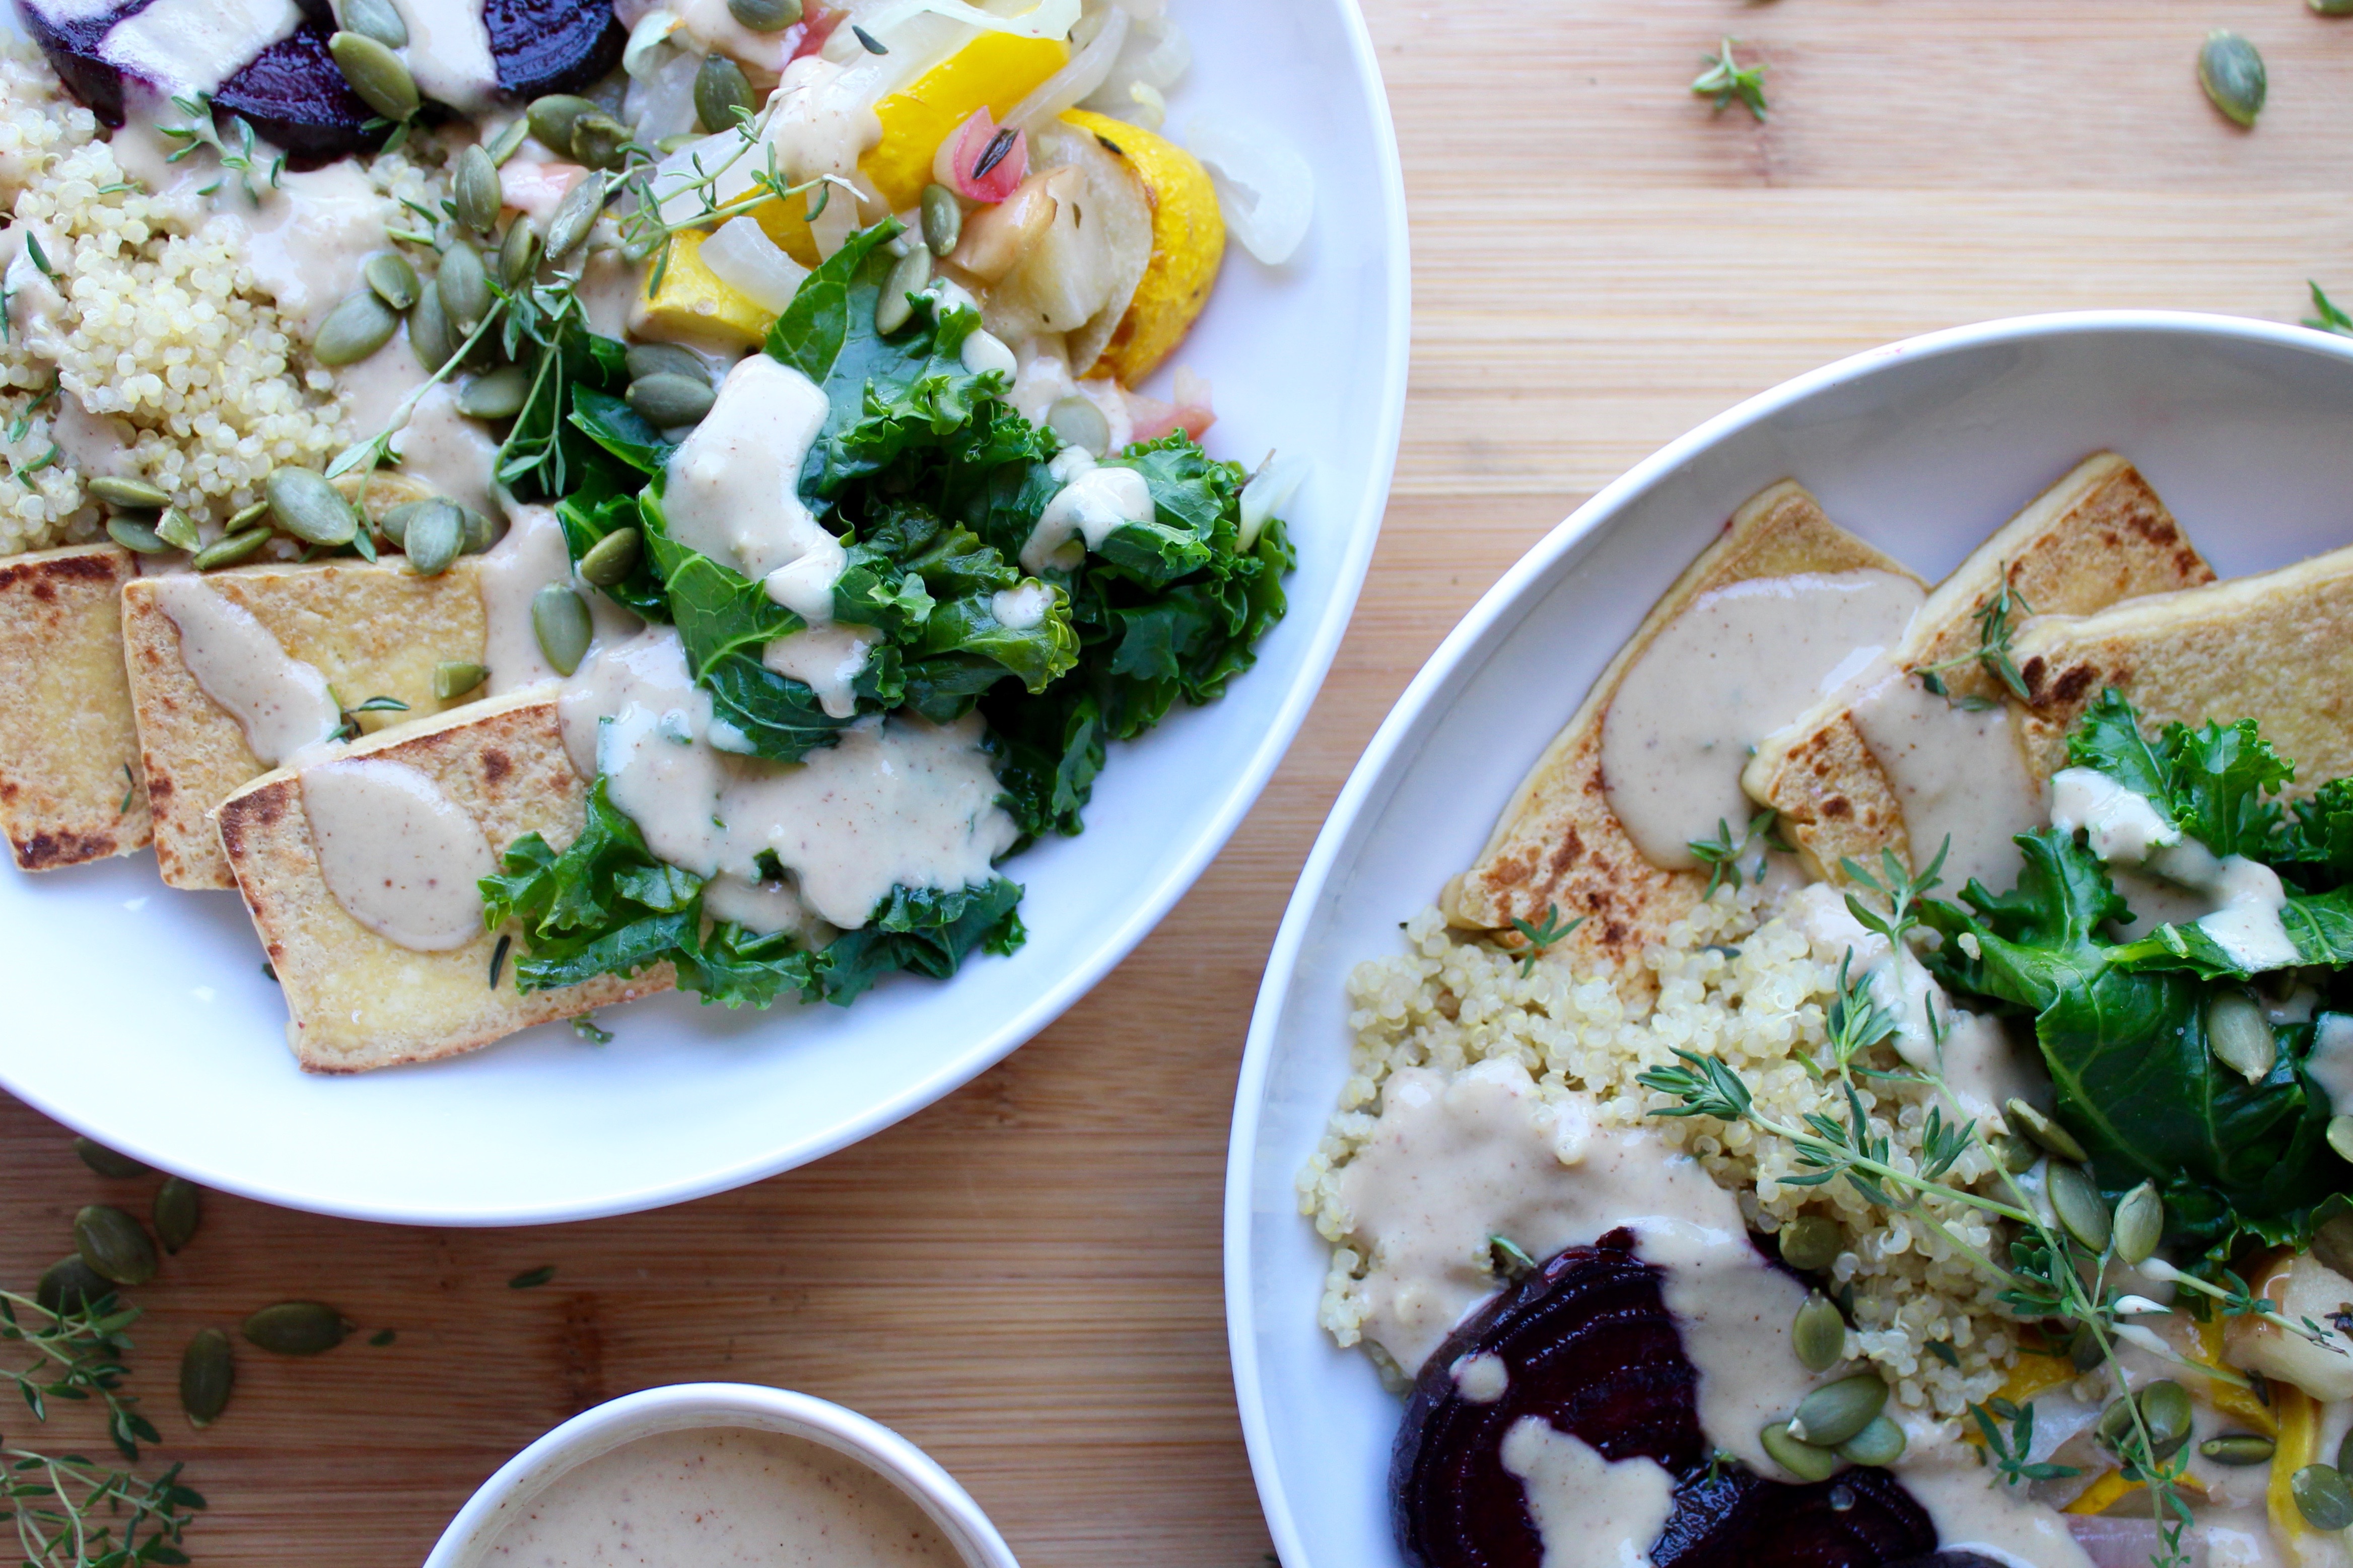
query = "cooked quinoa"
xmin=1299 ymin=888 xmax=2025 ymax=1422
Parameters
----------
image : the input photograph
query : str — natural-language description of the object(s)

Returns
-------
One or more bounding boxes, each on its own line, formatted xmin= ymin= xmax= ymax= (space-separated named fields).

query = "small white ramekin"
xmin=422 ymin=1382 xmax=1022 ymax=1568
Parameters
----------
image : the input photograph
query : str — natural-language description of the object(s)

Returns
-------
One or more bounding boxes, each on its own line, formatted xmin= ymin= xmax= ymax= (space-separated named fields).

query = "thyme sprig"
xmin=325 ymin=301 xmax=508 ymax=482
xmin=1692 ymin=38 xmax=1768 ymax=120
xmin=1840 ymin=838 xmax=1947 ymax=948
xmin=1970 ymin=1397 xmax=2082 ymax=1485
xmin=158 ymin=94 xmax=283 ymax=204
xmin=1506 ymin=904 xmax=1584 ymax=977
xmin=1689 ymin=808 xmax=1788 ymax=898
xmin=0 ymin=1293 xmax=156 ymax=1463
xmin=1914 ymin=576 xmax=2034 ymax=705
xmin=2 ymin=1450 xmax=201 ymax=1568
xmin=2305 ymin=279 xmax=2353 ymax=337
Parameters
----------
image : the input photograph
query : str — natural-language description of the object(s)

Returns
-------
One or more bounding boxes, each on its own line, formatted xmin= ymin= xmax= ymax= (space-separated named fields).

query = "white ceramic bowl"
xmin=423 ymin=1382 xmax=1019 ymax=1568
xmin=0 ymin=0 xmax=1408 ymax=1224
xmin=1223 ymin=311 xmax=2353 ymax=1568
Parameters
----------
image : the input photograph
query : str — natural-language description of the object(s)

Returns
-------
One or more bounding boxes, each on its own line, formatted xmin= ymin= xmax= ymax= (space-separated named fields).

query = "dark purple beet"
xmin=486 ymin=0 xmax=623 ymax=102
xmin=16 ymin=0 xmax=144 ymax=126
xmin=1392 ymin=1229 xmax=1938 ymax=1568
xmin=214 ymin=25 xmax=385 ymax=167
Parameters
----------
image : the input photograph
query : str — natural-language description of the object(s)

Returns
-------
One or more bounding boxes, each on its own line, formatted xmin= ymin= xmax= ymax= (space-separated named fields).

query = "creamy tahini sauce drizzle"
xmin=100 ymin=0 xmax=301 ymax=98
xmin=220 ymin=162 xmax=393 ymax=338
xmin=392 ymin=0 xmax=500 ymax=115
xmin=1844 ymin=667 xmax=2045 ymax=895
xmin=1499 ymin=1418 xmax=1676 ymax=1568
xmin=2308 ymin=1015 xmax=2353 ymax=1115
xmin=1333 ymin=1058 xmax=1817 ymax=1473
xmin=464 ymin=1425 xmax=962 ymax=1568
xmin=148 ymin=577 xmax=340 ymax=766
xmin=474 ymin=505 xmax=637 ymax=695
xmin=2049 ymin=773 xmax=2299 ymax=970
xmin=663 ymin=354 xmax=843 ymax=623
xmin=764 ymin=623 xmax=881 ymax=719
xmin=1019 ymin=449 xmax=1152 ymax=575
xmin=2049 ymin=768 xmax=2180 ymax=863
xmin=301 ymin=759 xmax=493 ymax=950
xmin=1601 ymin=570 xmax=1924 ymax=869
xmin=1898 ymin=1463 xmax=2095 ymax=1568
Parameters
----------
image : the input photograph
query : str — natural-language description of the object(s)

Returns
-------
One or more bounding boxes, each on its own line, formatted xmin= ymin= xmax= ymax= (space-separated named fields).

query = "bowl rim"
xmin=421 ymin=1381 xmax=1022 ymax=1568
xmin=1218 ymin=307 xmax=2353 ymax=1568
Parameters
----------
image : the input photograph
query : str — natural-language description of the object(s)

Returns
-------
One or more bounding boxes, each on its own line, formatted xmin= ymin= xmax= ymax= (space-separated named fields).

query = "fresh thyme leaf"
xmin=1689 ymin=809 xmax=1780 ymax=898
xmin=1506 ymin=904 xmax=1584 ymax=977
xmin=1912 ymin=575 xmax=2033 ymax=703
xmin=488 ymin=932 xmax=511 ymax=989
xmin=1692 ymin=37 xmax=1768 ymax=120
xmin=507 ymin=1265 xmax=556 ymax=1289
xmin=368 ymin=1328 xmax=395 ymax=1346
xmin=570 ymin=1015 xmax=612 ymax=1044
xmin=1840 ymin=838 xmax=1946 ymax=946
xmin=2308 ymin=280 xmax=2353 ymax=337
xmin=1489 ymin=1235 xmax=1538 ymax=1280
xmin=23 ymin=231 xmax=51 ymax=276
xmin=117 ymin=764 xmax=135 ymax=816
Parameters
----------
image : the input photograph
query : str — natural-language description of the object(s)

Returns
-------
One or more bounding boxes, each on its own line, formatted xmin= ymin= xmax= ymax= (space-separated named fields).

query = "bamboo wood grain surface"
xmin=6 ymin=2 xmax=2352 ymax=1561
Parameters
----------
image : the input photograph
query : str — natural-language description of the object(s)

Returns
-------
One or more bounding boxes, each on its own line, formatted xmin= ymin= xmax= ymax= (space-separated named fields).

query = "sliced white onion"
xmin=625 ymin=46 xmax=702 ymax=142
xmin=1078 ymin=13 xmax=1188 ymax=119
xmin=700 ymin=216 xmax=809 ymax=312
xmin=1007 ymin=5 xmax=1127 ymax=133
xmin=1185 ymin=118 xmax=1313 ymax=266
xmin=1238 ymin=450 xmax=1306 ymax=549
xmin=622 ymin=8 xmax=684 ymax=78
xmin=853 ymin=0 xmax=1081 ymax=43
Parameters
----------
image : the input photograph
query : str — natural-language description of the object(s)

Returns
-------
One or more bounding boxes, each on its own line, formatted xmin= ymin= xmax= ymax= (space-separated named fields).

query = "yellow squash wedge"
xmin=1059 ymin=108 xmax=1224 ymax=385
xmin=632 ymin=229 xmax=774 ymax=349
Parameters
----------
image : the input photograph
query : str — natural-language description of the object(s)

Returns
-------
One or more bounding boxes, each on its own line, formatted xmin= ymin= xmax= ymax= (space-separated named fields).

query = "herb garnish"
xmin=158 ymin=94 xmax=284 ymax=204
xmin=507 ymin=1266 xmax=556 ymax=1290
xmin=1914 ymin=575 xmax=2033 ymax=704
xmin=1692 ymin=37 xmax=1768 ymax=121
xmin=1506 ymin=904 xmax=1584 ymax=977
xmin=1689 ymin=808 xmax=1788 ymax=897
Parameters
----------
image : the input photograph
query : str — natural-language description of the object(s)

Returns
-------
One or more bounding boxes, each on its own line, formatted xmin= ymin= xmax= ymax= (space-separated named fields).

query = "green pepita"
xmin=625 ymin=342 xmax=706 ymax=384
xmin=74 ymin=1204 xmax=157 ymax=1287
xmin=2141 ymin=1380 xmax=2193 ymax=1458
xmin=437 ymin=240 xmax=491 ymax=336
xmin=228 ymin=500 xmax=269 ymax=530
xmin=434 ymin=661 xmax=489 ymax=700
xmin=2047 ymin=1160 xmax=2112 ymax=1253
xmin=410 ymin=280 xmax=455 ymax=372
xmin=2203 ymin=1432 xmax=2277 ymax=1466
xmin=532 ymin=584 xmax=593 ymax=675
xmin=74 ymin=1136 xmax=150 ymax=1178
xmin=485 ymin=116 xmax=530 ymax=168
xmin=570 ymin=112 xmax=631 ymax=172
xmin=2296 ymin=1463 xmax=2353 ymax=1531
xmin=87 ymin=475 xmax=172 ymax=510
xmin=2338 ymin=1423 xmax=2353 ymax=1478
xmin=454 ymin=144 xmax=501 ymax=236
xmin=2326 ymin=1115 xmax=2353 ymax=1165
xmin=527 ymin=94 xmax=599 ymax=157
xmin=105 ymin=517 xmax=166 ymax=553
xmin=2199 ymin=30 xmax=2267 ymax=128
xmin=499 ymin=216 xmax=540 ymax=288
xmin=2112 ymin=1181 xmax=2164 ymax=1266
xmin=1046 ymin=395 xmax=1111 ymax=458
xmin=1791 ymin=1294 xmax=1846 ymax=1373
xmin=695 ymin=53 xmax=755 ymax=133
xmin=875 ymin=244 xmax=932 ymax=334
xmin=1759 ymin=1420 xmax=1839 ymax=1483
xmin=376 ymin=498 xmax=428 ymax=549
xmin=364 ymin=251 xmax=419 ymax=311
xmin=2315 ymin=0 xmax=2353 ymax=13
xmin=339 ymin=0 xmax=407 ymax=46
xmin=401 ymin=501 xmax=464 ymax=577
xmin=920 ymin=182 xmax=961 ymax=257
xmin=1836 ymin=1414 xmax=1906 ymax=1468
xmin=1988 ymin=1130 xmax=2039 ymax=1174
xmin=461 ymin=507 xmax=494 ymax=553
xmin=544 ymin=172 xmax=606 ymax=262
xmin=727 ymin=0 xmax=801 ymax=29
xmin=626 ymin=372 xmax=717 ymax=428
xmin=1787 ymin=1373 xmax=1888 ymax=1448
xmin=328 ymin=30 xmax=419 ymax=121
xmin=156 ymin=508 xmax=202 ymax=551
xmin=152 ymin=1176 xmax=201 ymax=1254
xmin=2005 ymin=1098 xmax=2088 ymax=1163
xmin=37 ymin=1254 xmax=109 ymax=1315
xmin=242 ymin=1301 xmax=347 ymax=1357
xmin=266 ymin=467 xmax=358 ymax=547
xmin=192 ymin=526 xmax=270 ymax=571
xmin=314 ymin=289 xmax=400 ymax=367
xmin=179 ymin=1326 xmax=233 ymax=1428
xmin=579 ymin=526 xmax=642 ymax=588
xmin=1777 ymin=1214 xmax=1843 ymax=1273
xmin=2206 ymin=992 xmax=2275 ymax=1083
xmin=458 ymin=365 xmax=532 ymax=421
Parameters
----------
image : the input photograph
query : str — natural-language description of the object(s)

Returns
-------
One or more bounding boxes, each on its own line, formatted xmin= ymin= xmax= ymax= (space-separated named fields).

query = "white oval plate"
xmin=0 ymin=0 xmax=1408 ymax=1225
xmin=1223 ymin=312 xmax=2353 ymax=1568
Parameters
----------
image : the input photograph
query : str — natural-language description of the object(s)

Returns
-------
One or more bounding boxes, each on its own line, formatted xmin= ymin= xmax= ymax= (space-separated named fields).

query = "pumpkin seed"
xmin=1791 ymin=1294 xmax=1846 ymax=1372
xmin=75 ymin=1136 xmax=150 ymax=1178
xmin=727 ymin=0 xmax=800 ymax=29
xmin=625 ymin=342 xmax=706 ymax=384
xmin=152 ymin=1176 xmax=200 ymax=1253
xmin=410 ymin=280 xmax=455 ymax=372
xmin=579 ymin=526 xmax=642 ymax=587
xmin=377 ymin=498 xmax=428 ymax=549
xmin=500 ymin=216 xmax=540 ymax=287
xmin=266 ymin=467 xmax=358 ymax=546
xmin=532 ymin=584 xmax=592 ymax=674
xmin=2331 ymin=1116 xmax=2353 ymax=1164
xmin=1988 ymin=1130 xmax=2039 ymax=1174
xmin=2200 ymin=30 xmax=2267 ymax=128
xmin=695 ymin=53 xmax=754 ymax=132
xmin=458 ymin=365 xmax=532 ymax=420
xmin=401 ymin=501 xmax=464 ymax=576
xmin=1836 ymin=1414 xmax=1906 ymax=1467
xmin=2316 ymin=0 xmax=2353 ymax=12
xmin=2112 ymin=1181 xmax=2164 ymax=1265
xmin=1047 ymin=395 xmax=1110 ymax=458
xmin=339 ymin=0 xmax=407 ymax=47
xmin=37 ymin=1254 xmax=109 ymax=1315
xmin=461 ymin=507 xmax=494 ymax=553
xmin=1777 ymin=1214 xmax=1842 ymax=1273
xmin=178 ymin=1327 xmax=233 ymax=1428
xmin=328 ymin=31 xmax=419 ymax=120
xmin=2298 ymin=1464 xmax=2353 ymax=1530
xmin=874 ymin=245 xmax=932 ymax=334
xmin=920 ymin=182 xmax=961 ymax=256
xmin=192 ymin=526 xmax=270 ymax=571
xmin=437 ymin=240 xmax=491 ymax=335
xmin=2206 ymin=991 xmax=2275 ymax=1082
xmin=571 ymin=112 xmax=631 ymax=172
xmin=2005 ymin=1099 xmax=2088 ymax=1163
xmin=2047 ymin=1160 xmax=2112 ymax=1252
xmin=154 ymin=508 xmax=202 ymax=550
xmin=485 ymin=116 xmax=530 ymax=168
xmin=2068 ymin=1323 xmax=2105 ymax=1373
xmin=105 ymin=517 xmax=165 ymax=552
xmin=2203 ymin=1433 xmax=2277 ymax=1466
xmin=314 ymin=289 xmax=400 ymax=367
xmin=434 ymin=660 xmax=488 ymax=700
xmin=2141 ymin=1380 xmax=2193 ymax=1457
xmin=1788 ymin=1373 xmax=1889 ymax=1448
xmin=242 ymin=1301 xmax=347 ymax=1357
xmin=75 ymin=1204 xmax=157 ymax=1286
xmin=87 ymin=474 xmax=172 ymax=509
xmin=364 ymin=251 xmax=419 ymax=311
xmin=1759 ymin=1420 xmax=1839 ymax=1482
xmin=626 ymin=372 xmax=716 ymax=428
xmin=454 ymin=144 xmax=501 ymax=235
xmin=527 ymin=94 xmax=598 ymax=156
xmin=2338 ymin=1424 xmax=2353 ymax=1477
xmin=545 ymin=173 xmax=606 ymax=261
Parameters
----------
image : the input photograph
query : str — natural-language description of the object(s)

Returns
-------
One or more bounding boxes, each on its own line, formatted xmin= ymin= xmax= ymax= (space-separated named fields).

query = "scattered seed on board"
xmin=459 ymin=365 xmax=532 ymax=421
xmin=2199 ymin=30 xmax=2267 ymax=128
xmin=74 ymin=1136 xmax=150 ymax=1178
xmin=192 ymin=526 xmax=271 ymax=571
xmin=1776 ymin=1214 xmax=1842 ymax=1273
xmin=435 ymin=661 xmax=489 ymax=700
xmin=437 ymin=240 xmax=491 ymax=336
xmin=545 ymin=173 xmax=606 ymax=261
xmin=152 ymin=1177 xmax=201 ymax=1254
xmin=1760 ymin=1421 xmax=1838 ymax=1483
xmin=328 ymin=31 xmax=419 ymax=121
xmin=87 ymin=475 xmax=171 ymax=510
xmin=1791 ymin=1294 xmax=1845 ymax=1372
xmin=2047 ymin=1160 xmax=2112 ymax=1252
xmin=875 ymin=246 xmax=932 ymax=334
xmin=267 ymin=467 xmax=359 ymax=546
xmin=364 ymin=251 xmax=419 ymax=311
xmin=695 ymin=53 xmax=754 ymax=132
xmin=2112 ymin=1181 xmax=2163 ymax=1265
xmin=625 ymin=342 xmax=706 ymax=384
xmin=409 ymin=280 xmax=455 ymax=372
xmin=920 ymin=182 xmax=961 ymax=256
xmin=2203 ymin=1433 xmax=2277 ymax=1466
xmin=179 ymin=1327 xmax=233 ymax=1428
xmin=74 ymin=1204 xmax=157 ymax=1287
xmin=627 ymin=372 xmax=716 ymax=428
xmin=314 ymin=290 xmax=400 ymax=367
xmin=579 ymin=526 xmax=642 ymax=587
xmin=1787 ymin=1373 xmax=1888 ymax=1448
xmin=1837 ymin=1415 xmax=1906 ymax=1468
xmin=106 ymin=517 xmax=165 ymax=553
xmin=242 ymin=1301 xmax=348 ymax=1357
xmin=339 ymin=0 xmax=408 ymax=48
xmin=454 ymin=144 xmax=501 ymax=235
xmin=526 ymin=94 xmax=598 ymax=157
xmin=402 ymin=502 xmax=465 ymax=577
xmin=2005 ymin=1098 xmax=2088 ymax=1163
xmin=500 ymin=217 xmax=541 ymax=288
xmin=2298 ymin=1464 xmax=2353 ymax=1531
xmin=533 ymin=584 xmax=593 ymax=675
xmin=727 ymin=0 xmax=800 ymax=30
xmin=571 ymin=113 xmax=631 ymax=172
xmin=38 ymin=1253 xmax=110 ymax=1314
xmin=1046 ymin=395 xmax=1110 ymax=458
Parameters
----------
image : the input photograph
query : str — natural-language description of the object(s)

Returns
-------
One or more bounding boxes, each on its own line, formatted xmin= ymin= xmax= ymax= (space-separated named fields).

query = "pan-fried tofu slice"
xmin=2014 ymin=542 xmax=2353 ymax=790
xmin=1441 ymin=481 xmax=1915 ymax=998
xmin=0 ymin=544 xmax=149 ymax=871
xmin=123 ymin=560 xmax=491 ymax=891
xmin=1745 ymin=454 xmax=2213 ymax=881
xmin=214 ymin=691 xmax=673 ymax=1073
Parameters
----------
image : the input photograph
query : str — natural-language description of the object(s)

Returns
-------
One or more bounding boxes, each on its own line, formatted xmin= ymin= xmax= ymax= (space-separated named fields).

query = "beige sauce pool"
xmin=467 ymin=1426 xmax=963 ymax=1568
xmin=148 ymin=577 xmax=340 ymax=766
xmin=301 ymin=759 xmax=493 ymax=950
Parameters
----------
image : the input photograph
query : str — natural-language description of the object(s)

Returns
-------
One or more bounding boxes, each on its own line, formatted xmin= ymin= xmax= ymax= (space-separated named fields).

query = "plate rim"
xmin=1219 ymin=307 xmax=2353 ymax=1566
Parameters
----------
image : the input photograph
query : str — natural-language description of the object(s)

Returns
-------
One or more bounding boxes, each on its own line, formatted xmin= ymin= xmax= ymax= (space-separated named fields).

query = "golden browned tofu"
xmin=1441 ymin=481 xmax=1915 ymax=997
xmin=0 ymin=544 xmax=149 ymax=870
xmin=1745 ymin=453 xmax=2214 ymax=881
xmin=2015 ymin=542 xmax=2353 ymax=789
xmin=123 ymin=560 xmax=491 ymax=890
xmin=214 ymin=692 xmax=673 ymax=1074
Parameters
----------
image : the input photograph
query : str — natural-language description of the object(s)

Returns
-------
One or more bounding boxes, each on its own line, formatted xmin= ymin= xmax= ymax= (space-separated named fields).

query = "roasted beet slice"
xmin=16 ymin=0 xmax=144 ymax=127
xmin=1393 ymin=1229 xmax=1937 ymax=1568
xmin=486 ymin=0 xmax=623 ymax=102
xmin=214 ymin=26 xmax=384 ymax=166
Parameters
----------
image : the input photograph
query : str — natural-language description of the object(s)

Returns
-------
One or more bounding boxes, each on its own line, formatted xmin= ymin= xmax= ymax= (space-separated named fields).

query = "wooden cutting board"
xmin=5 ymin=1 xmax=2350 ymax=1561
